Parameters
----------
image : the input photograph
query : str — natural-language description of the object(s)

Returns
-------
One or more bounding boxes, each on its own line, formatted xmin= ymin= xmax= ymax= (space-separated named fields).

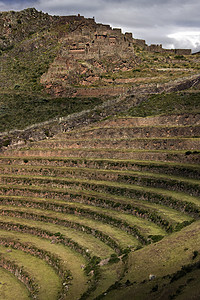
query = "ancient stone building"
xmin=147 ymin=43 xmax=191 ymax=55
xmin=40 ymin=14 xmax=192 ymax=97
xmin=40 ymin=15 xmax=138 ymax=96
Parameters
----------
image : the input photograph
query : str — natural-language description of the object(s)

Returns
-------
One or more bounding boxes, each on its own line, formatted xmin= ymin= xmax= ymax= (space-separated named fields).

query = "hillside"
xmin=0 ymin=8 xmax=200 ymax=133
xmin=0 ymin=113 xmax=200 ymax=300
xmin=0 ymin=7 xmax=200 ymax=300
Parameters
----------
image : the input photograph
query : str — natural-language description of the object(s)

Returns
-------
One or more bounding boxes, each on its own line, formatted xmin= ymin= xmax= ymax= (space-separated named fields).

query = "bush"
xmin=109 ymin=253 xmax=120 ymax=264
xmin=192 ymin=251 xmax=198 ymax=260
xmin=151 ymin=284 xmax=158 ymax=292
xmin=175 ymin=55 xmax=185 ymax=60
xmin=2 ymin=139 xmax=10 ymax=147
xmin=148 ymin=235 xmax=164 ymax=242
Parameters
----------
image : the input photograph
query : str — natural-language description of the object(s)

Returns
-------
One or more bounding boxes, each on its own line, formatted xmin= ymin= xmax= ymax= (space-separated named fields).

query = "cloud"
xmin=168 ymin=31 xmax=200 ymax=52
xmin=0 ymin=0 xmax=36 ymax=11
xmin=0 ymin=0 xmax=200 ymax=52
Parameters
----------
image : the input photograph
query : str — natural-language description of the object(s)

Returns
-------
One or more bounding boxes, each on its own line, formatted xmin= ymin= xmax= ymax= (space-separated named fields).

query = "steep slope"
xmin=0 ymin=9 xmax=200 ymax=299
xmin=1 ymin=8 xmax=200 ymax=133
xmin=0 ymin=110 xmax=199 ymax=299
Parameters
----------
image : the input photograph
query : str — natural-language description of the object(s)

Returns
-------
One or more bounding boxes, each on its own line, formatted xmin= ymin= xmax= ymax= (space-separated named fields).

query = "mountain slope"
xmin=1 ymin=8 xmax=200 ymax=134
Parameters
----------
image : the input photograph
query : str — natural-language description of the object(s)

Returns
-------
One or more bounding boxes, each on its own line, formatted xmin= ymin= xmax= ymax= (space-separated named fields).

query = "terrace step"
xmin=0 ymin=217 xmax=128 ymax=299
xmin=0 ymin=244 xmax=62 ymax=300
xmin=0 ymin=237 xmax=71 ymax=299
xmin=0 ymin=199 xmax=167 ymax=239
xmin=1 ymin=156 xmax=200 ymax=179
xmin=0 ymin=205 xmax=142 ymax=250
xmin=0 ymin=164 xmax=199 ymax=196
xmin=0 ymin=182 xmax=195 ymax=228
xmin=0 ymin=228 xmax=88 ymax=299
xmin=29 ymin=137 xmax=200 ymax=151
xmin=3 ymin=149 xmax=200 ymax=164
xmin=58 ymin=124 xmax=200 ymax=139
xmin=0 ymin=174 xmax=199 ymax=215
xmin=0 ymin=193 xmax=193 ymax=231
xmin=0 ymin=230 xmax=123 ymax=300
xmin=0 ymin=267 xmax=30 ymax=300
xmin=0 ymin=215 xmax=121 ymax=258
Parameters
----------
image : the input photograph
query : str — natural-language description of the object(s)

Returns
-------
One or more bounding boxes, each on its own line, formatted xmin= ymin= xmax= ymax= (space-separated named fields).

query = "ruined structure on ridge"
xmin=148 ymin=44 xmax=191 ymax=55
xmin=40 ymin=15 xmax=138 ymax=96
xmin=39 ymin=14 xmax=191 ymax=97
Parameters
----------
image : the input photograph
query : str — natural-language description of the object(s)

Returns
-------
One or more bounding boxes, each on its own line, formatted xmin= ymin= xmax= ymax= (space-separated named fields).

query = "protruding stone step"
xmin=29 ymin=137 xmax=200 ymax=151
xmin=1 ymin=156 xmax=200 ymax=178
xmin=59 ymin=125 xmax=200 ymax=139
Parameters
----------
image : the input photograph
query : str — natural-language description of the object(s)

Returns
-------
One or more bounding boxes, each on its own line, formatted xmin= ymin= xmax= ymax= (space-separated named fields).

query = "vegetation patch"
xmin=0 ymin=94 xmax=102 ymax=132
xmin=126 ymin=92 xmax=200 ymax=117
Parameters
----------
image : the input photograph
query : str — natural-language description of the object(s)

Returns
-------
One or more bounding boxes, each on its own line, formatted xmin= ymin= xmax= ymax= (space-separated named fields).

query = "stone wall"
xmin=40 ymin=16 xmax=137 ymax=94
xmin=174 ymin=49 xmax=192 ymax=55
xmin=146 ymin=43 xmax=191 ymax=55
xmin=2 ymin=73 xmax=200 ymax=151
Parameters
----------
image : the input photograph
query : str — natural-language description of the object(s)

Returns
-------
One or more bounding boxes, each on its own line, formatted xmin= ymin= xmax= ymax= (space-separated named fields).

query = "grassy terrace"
xmin=0 ymin=156 xmax=200 ymax=178
xmin=0 ymin=205 xmax=141 ymax=251
xmin=0 ymin=112 xmax=199 ymax=299
xmin=0 ymin=199 xmax=167 ymax=237
xmin=0 ymin=215 xmax=116 ymax=258
xmin=4 ymin=149 xmax=200 ymax=165
xmin=0 ymin=229 xmax=88 ymax=299
xmin=28 ymin=137 xmax=200 ymax=150
xmin=0 ymin=191 xmax=193 ymax=228
xmin=0 ymin=244 xmax=62 ymax=300
xmin=0 ymin=174 xmax=199 ymax=209
xmin=7 ymin=148 xmax=192 ymax=154
xmin=0 ymin=267 xmax=30 ymax=300
xmin=0 ymin=232 xmax=123 ymax=300
xmin=0 ymin=164 xmax=199 ymax=196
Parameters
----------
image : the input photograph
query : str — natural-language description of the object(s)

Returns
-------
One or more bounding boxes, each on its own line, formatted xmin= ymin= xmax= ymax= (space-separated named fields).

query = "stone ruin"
xmin=57 ymin=14 xmax=191 ymax=57
xmin=147 ymin=44 xmax=191 ymax=55
xmin=40 ymin=14 xmax=192 ymax=97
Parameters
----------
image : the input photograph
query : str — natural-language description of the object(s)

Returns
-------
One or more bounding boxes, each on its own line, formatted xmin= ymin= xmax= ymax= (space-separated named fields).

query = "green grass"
xmin=0 ymin=267 xmax=30 ymax=300
xmin=125 ymin=92 xmax=200 ymax=117
xmin=1 ymin=173 xmax=199 ymax=208
xmin=0 ymin=183 xmax=193 ymax=225
xmin=0 ymin=156 xmax=199 ymax=176
xmin=0 ymin=229 xmax=88 ymax=299
xmin=0 ymin=204 xmax=140 ymax=249
xmin=0 ymin=200 xmax=164 ymax=237
xmin=88 ymin=261 xmax=124 ymax=300
xmin=0 ymin=215 xmax=115 ymax=258
xmin=0 ymin=245 xmax=62 ymax=300
xmin=0 ymin=94 xmax=102 ymax=132
xmin=103 ymin=221 xmax=200 ymax=300
xmin=1 ymin=163 xmax=199 ymax=192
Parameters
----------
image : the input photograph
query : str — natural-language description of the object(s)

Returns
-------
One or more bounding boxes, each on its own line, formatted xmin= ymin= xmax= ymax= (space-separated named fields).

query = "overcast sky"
xmin=1 ymin=0 xmax=200 ymax=52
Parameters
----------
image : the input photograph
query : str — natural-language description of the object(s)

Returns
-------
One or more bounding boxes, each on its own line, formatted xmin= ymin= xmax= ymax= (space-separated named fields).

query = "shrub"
xmin=109 ymin=253 xmax=120 ymax=264
xmin=185 ymin=151 xmax=192 ymax=156
xmin=151 ymin=284 xmax=158 ymax=292
xmin=192 ymin=250 xmax=198 ymax=260
xmin=2 ymin=139 xmax=10 ymax=147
